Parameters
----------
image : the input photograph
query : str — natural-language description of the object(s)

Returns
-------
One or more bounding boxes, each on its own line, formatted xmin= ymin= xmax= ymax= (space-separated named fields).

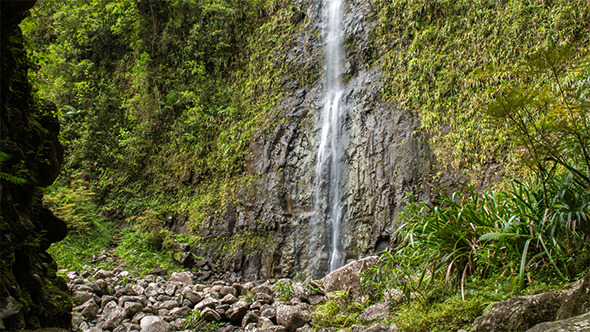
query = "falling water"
xmin=313 ymin=0 xmax=345 ymax=274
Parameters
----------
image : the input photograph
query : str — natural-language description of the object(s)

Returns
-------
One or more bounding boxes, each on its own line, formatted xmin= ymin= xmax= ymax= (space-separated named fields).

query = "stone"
xmin=160 ymin=300 xmax=179 ymax=310
xmin=226 ymin=300 xmax=250 ymax=324
xmin=101 ymin=295 xmax=116 ymax=308
xmin=221 ymin=293 xmax=239 ymax=305
xmin=261 ymin=306 xmax=277 ymax=321
xmin=169 ymin=272 xmax=193 ymax=285
xmin=94 ymin=269 xmax=110 ymax=279
xmin=526 ymin=311 xmax=590 ymax=331
xmin=358 ymin=302 xmax=390 ymax=324
xmin=102 ymin=301 xmax=126 ymax=330
xmin=555 ymin=270 xmax=590 ymax=320
xmin=242 ymin=311 xmax=259 ymax=328
xmin=256 ymin=292 xmax=275 ymax=304
xmin=124 ymin=301 xmax=143 ymax=317
xmin=132 ymin=284 xmax=145 ymax=296
xmin=72 ymin=291 xmax=95 ymax=305
xmin=144 ymin=284 xmax=160 ymax=298
xmin=195 ymin=297 xmax=220 ymax=311
xmin=322 ymin=256 xmax=379 ymax=302
xmin=276 ymin=305 xmax=309 ymax=331
xmin=140 ymin=315 xmax=173 ymax=332
xmin=78 ymin=299 xmax=99 ymax=320
xmin=165 ymin=283 xmax=177 ymax=296
xmin=201 ymin=307 xmax=222 ymax=322
xmin=471 ymin=292 xmax=560 ymax=331
xmin=170 ymin=306 xmax=191 ymax=318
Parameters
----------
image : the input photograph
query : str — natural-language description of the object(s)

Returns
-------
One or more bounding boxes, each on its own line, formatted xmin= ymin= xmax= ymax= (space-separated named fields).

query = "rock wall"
xmin=0 ymin=1 xmax=72 ymax=329
xmin=194 ymin=0 xmax=433 ymax=279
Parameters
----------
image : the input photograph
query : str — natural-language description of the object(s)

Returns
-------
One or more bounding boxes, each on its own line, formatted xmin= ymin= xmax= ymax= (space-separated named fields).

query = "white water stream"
xmin=314 ymin=0 xmax=345 ymax=274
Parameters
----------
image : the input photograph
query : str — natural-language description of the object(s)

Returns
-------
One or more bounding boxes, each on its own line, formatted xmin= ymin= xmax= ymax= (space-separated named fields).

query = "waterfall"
xmin=312 ymin=0 xmax=346 ymax=274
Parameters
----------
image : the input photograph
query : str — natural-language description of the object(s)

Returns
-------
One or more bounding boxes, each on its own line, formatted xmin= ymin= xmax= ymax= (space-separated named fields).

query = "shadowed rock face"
xmin=193 ymin=0 xmax=433 ymax=279
xmin=0 ymin=1 xmax=71 ymax=329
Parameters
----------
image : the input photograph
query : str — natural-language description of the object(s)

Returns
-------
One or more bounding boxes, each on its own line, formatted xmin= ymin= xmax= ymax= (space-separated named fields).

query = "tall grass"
xmin=368 ymin=171 xmax=590 ymax=301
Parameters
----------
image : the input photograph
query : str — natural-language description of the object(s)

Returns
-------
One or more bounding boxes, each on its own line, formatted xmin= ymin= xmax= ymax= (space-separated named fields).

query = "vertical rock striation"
xmin=195 ymin=0 xmax=433 ymax=279
xmin=0 ymin=1 xmax=72 ymax=329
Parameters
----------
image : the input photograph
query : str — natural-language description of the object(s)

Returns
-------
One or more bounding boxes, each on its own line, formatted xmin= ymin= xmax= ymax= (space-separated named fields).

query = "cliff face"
xmin=0 ymin=1 xmax=71 ymax=329
xmin=194 ymin=0 xmax=433 ymax=279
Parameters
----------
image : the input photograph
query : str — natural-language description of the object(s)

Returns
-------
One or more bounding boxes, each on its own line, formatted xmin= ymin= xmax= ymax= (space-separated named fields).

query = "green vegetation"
xmin=374 ymin=0 xmax=590 ymax=181
xmin=23 ymin=0 xmax=305 ymax=273
xmin=17 ymin=0 xmax=589 ymax=329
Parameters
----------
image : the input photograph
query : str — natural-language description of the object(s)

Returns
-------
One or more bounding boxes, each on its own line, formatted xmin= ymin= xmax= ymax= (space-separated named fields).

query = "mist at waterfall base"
xmin=310 ymin=0 xmax=346 ymax=276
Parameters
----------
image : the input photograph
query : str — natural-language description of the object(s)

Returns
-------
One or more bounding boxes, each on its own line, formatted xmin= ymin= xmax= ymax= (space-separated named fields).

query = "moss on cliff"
xmin=373 ymin=0 xmax=590 ymax=182
xmin=0 ymin=1 xmax=71 ymax=329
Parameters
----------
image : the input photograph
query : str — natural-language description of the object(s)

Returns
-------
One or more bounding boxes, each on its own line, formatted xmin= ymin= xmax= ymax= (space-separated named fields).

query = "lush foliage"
xmin=374 ymin=0 xmax=590 ymax=181
xmin=23 ymin=0 xmax=307 ymax=270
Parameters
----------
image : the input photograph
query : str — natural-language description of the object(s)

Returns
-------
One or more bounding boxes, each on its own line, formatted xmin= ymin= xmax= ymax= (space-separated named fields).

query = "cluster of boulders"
xmin=68 ymin=266 xmax=314 ymax=332
xmin=66 ymin=257 xmax=399 ymax=332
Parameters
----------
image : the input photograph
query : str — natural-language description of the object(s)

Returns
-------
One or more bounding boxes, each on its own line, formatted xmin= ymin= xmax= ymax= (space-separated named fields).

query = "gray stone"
xmin=132 ymin=284 xmax=145 ymax=296
xmin=124 ymin=301 xmax=143 ymax=317
xmin=78 ymin=299 xmax=99 ymax=320
xmin=72 ymin=291 xmax=95 ymax=305
xmin=102 ymin=301 xmax=126 ymax=330
xmin=221 ymin=293 xmax=239 ymax=305
xmin=226 ymin=300 xmax=250 ymax=324
xmin=140 ymin=315 xmax=173 ymax=332
xmin=195 ymin=297 xmax=220 ymax=311
xmin=169 ymin=272 xmax=193 ymax=285
xmin=160 ymin=300 xmax=179 ymax=310
xmin=358 ymin=302 xmax=390 ymax=324
xmin=472 ymin=292 xmax=560 ymax=331
xmin=323 ymin=257 xmax=379 ymax=302
xmin=526 ymin=311 xmax=590 ymax=331
xmin=242 ymin=311 xmax=259 ymax=328
xmin=276 ymin=305 xmax=309 ymax=331
xmin=201 ymin=307 xmax=222 ymax=322
xmin=170 ymin=306 xmax=191 ymax=318
xmin=165 ymin=283 xmax=177 ymax=296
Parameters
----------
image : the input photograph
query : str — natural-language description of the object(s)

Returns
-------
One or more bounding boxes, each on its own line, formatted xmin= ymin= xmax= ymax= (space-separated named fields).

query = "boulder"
xmin=555 ymin=270 xmax=590 ymax=320
xmin=201 ymin=307 xmax=222 ymax=322
xmin=195 ymin=297 xmax=220 ymax=311
xmin=322 ymin=256 xmax=379 ymax=302
xmin=77 ymin=299 xmax=99 ymax=320
xmin=140 ymin=315 xmax=173 ymax=332
xmin=358 ymin=302 xmax=390 ymax=324
xmin=102 ymin=301 xmax=126 ymax=330
xmin=526 ymin=311 xmax=590 ymax=332
xmin=276 ymin=305 xmax=309 ymax=331
xmin=169 ymin=272 xmax=193 ymax=285
xmin=471 ymin=292 xmax=560 ymax=331
xmin=226 ymin=300 xmax=250 ymax=324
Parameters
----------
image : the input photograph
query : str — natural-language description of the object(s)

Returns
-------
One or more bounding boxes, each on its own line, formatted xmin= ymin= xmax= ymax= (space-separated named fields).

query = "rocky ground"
xmin=64 ymin=256 xmax=590 ymax=332
xmin=66 ymin=257 xmax=398 ymax=332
